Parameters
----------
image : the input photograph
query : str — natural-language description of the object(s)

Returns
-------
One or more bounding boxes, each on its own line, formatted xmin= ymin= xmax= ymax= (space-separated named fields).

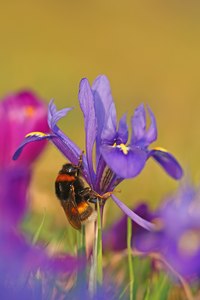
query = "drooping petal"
xmin=79 ymin=78 xmax=97 ymax=186
xmin=148 ymin=147 xmax=183 ymax=179
xmin=130 ymin=104 xmax=146 ymax=145
xmin=92 ymin=75 xmax=114 ymax=162
xmin=13 ymin=132 xmax=53 ymax=161
xmin=143 ymin=105 xmax=157 ymax=144
xmin=103 ymin=203 xmax=156 ymax=252
xmin=111 ymin=195 xmax=156 ymax=231
xmin=100 ymin=144 xmax=147 ymax=178
xmin=101 ymin=103 xmax=117 ymax=143
xmin=117 ymin=113 xmax=128 ymax=144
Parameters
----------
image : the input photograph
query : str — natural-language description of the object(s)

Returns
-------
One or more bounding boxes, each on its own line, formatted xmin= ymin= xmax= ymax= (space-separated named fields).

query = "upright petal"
xmin=148 ymin=147 xmax=183 ymax=179
xmin=130 ymin=104 xmax=146 ymax=145
xmin=92 ymin=75 xmax=114 ymax=161
xmin=143 ymin=105 xmax=157 ymax=144
xmin=117 ymin=113 xmax=128 ymax=144
xmin=79 ymin=78 xmax=97 ymax=186
xmin=101 ymin=102 xmax=117 ymax=143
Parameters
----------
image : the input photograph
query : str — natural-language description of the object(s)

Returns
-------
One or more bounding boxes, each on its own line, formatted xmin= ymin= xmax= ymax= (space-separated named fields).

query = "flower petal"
xmin=111 ymin=195 xmax=156 ymax=231
xmin=144 ymin=105 xmax=157 ymax=144
xmin=149 ymin=147 xmax=183 ymax=179
xmin=92 ymin=75 xmax=114 ymax=161
xmin=101 ymin=144 xmax=147 ymax=178
xmin=13 ymin=132 xmax=53 ymax=161
xmin=101 ymin=102 xmax=117 ymax=142
xmin=48 ymin=99 xmax=73 ymax=129
xmin=131 ymin=104 xmax=146 ymax=145
xmin=79 ymin=78 xmax=97 ymax=186
xmin=117 ymin=113 xmax=128 ymax=144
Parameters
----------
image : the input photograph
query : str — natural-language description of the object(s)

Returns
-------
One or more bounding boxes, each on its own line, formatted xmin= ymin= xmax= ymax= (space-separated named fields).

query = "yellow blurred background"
xmin=2 ymin=1 xmax=200 ymax=227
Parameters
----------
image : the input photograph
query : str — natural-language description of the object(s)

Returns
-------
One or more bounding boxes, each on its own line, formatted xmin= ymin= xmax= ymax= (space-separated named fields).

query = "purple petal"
xmin=101 ymin=144 xmax=147 ymax=178
xmin=131 ymin=104 xmax=146 ymax=145
xmin=79 ymin=78 xmax=97 ymax=186
xmin=48 ymin=99 xmax=73 ymax=130
xmin=148 ymin=148 xmax=183 ymax=179
xmin=103 ymin=203 xmax=156 ymax=252
xmin=111 ymin=195 xmax=156 ymax=231
xmin=92 ymin=75 xmax=114 ymax=162
xmin=117 ymin=113 xmax=128 ymax=144
xmin=101 ymin=103 xmax=117 ymax=142
xmin=143 ymin=105 xmax=157 ymax=144
xmin=13 ymin=133 xmax=53 ymax=161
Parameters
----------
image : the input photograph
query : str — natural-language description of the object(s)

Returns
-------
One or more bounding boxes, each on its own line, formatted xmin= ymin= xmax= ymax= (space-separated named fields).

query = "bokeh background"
xmin=2 ymin=1 xmax=200 ymax=229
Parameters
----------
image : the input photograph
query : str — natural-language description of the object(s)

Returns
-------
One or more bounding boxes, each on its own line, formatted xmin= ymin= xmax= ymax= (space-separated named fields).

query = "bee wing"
xmin=61 ymin=186 xmax=82 ymax=230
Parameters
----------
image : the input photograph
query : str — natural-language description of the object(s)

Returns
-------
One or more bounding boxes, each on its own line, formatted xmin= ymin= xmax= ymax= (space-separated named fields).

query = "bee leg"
xmin=77 ymin=151 xmax=84 ymax=176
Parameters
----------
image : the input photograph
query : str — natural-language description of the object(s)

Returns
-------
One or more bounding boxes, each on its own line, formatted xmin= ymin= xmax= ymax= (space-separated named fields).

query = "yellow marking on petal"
xmin=119 ymin=143 xmax=129 ymax=155
xmin=153 ymin=146 xmax=168 ymax=153
xmin=25 ymin=131 xmax=48 ymax=138
xmin=24 ymin=106 xmax=35 ymax=117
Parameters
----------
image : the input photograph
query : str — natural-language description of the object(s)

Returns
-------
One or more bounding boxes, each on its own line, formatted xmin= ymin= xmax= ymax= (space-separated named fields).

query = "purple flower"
xmin=13 ymin=76 xmax=183 ymax=231
xmin=133 ymin=184 xmax=200 ymax=279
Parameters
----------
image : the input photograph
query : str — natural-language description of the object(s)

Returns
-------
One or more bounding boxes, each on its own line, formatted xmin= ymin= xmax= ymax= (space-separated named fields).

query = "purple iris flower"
xmin=13 ymin=76 xmax=183 ymax=231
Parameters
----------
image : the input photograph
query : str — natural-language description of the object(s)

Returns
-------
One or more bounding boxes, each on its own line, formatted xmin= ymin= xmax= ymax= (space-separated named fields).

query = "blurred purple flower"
xmin=13 ymin=76 xmax=183 ymax=231
xmin=0 ymin=164 xmax=82 ymax=300
xmin=131 ymin=184 xmax=200 ymax=279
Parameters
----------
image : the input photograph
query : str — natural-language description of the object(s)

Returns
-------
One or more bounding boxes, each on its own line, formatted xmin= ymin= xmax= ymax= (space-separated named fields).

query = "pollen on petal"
xmin=25 ymin=131 xmax=49 ymax=138
xmin=116 ymin=143 xmax=129 ymax=155
xmin=153 ymin=146 xmax=168 ymax=153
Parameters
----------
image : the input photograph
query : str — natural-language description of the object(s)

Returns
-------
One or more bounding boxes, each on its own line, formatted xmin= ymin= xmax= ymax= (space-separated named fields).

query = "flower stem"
xmin=89 ymin=200 xmax=103 ymax=297
xmin=96 ymin=200 xmax=103 ymax=285
xmin=127 ymin=217 xmax=134 ymax=300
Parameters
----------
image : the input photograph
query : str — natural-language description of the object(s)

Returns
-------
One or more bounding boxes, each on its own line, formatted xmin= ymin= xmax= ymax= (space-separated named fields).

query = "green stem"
xmin=127 ymin=217 xmax=134 ymax=300
xmin=89 ymin=201 xmax=103 ymax=297
xmin=96 ymin=200 xmax=103 ymax=285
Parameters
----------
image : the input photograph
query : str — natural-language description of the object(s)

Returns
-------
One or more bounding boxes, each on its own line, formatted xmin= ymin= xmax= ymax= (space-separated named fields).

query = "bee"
xmin=55 ymin=161 xmax=97 ymax=230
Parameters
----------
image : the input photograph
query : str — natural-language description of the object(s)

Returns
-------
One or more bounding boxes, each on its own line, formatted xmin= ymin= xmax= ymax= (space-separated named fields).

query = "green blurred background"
xmin=2 ymin=1 xmax=200 ymax=228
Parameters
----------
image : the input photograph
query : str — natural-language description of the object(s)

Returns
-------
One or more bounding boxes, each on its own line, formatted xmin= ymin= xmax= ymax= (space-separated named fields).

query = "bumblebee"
xmin=55 ymin=162 xmax=97 ymax=230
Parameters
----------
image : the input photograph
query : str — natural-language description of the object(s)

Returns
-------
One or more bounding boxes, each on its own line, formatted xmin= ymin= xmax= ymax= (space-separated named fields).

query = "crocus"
xmin=13 ymin=76 xmax=183 ymax=231
xmin=0 ymin=91 xmax=49 ymax=225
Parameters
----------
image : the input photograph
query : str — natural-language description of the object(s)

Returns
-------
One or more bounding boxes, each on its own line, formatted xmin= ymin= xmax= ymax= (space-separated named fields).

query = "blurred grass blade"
xmin=96 ymin=200 xmax=103 ymax=285
xmin=127 ymin=217 xmax=134 ymax=300
xmin=32 ymin=210 xmax=46 ymax=244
